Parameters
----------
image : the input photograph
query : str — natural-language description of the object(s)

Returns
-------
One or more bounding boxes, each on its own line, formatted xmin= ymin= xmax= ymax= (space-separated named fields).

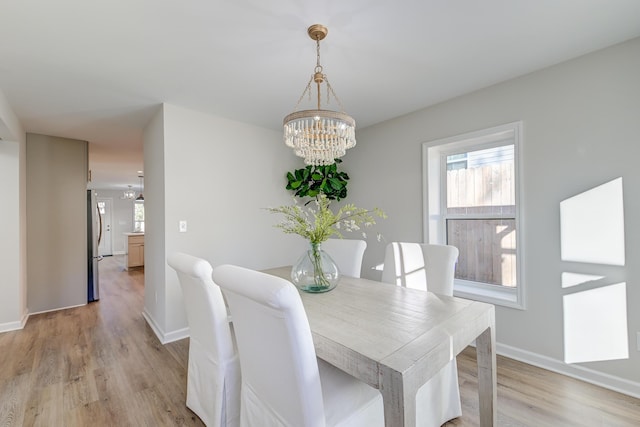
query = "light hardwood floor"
xmin=1 ymin=255 xmax=639 ymax=426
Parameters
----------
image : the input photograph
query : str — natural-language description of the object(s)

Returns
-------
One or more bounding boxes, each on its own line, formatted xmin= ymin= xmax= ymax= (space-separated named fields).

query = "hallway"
xmin=0 ymin=256 xmax=203 ymax=426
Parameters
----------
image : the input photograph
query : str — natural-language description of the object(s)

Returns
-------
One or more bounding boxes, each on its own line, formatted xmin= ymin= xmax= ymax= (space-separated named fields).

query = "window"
xmin=423 ymin=122 xmax=524 ymax=308
xmin=134 ymin=200 xmax=145 ymax=232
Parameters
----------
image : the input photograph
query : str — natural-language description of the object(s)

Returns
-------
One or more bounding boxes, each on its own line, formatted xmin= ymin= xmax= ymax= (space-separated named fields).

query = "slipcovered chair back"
xmin=168 ymin=252 xmax=240 ymax=427
xmin=322 ymin=239 xmax=367 ymax=278
xmin=213 ymin=264 xmax=384 ymax=427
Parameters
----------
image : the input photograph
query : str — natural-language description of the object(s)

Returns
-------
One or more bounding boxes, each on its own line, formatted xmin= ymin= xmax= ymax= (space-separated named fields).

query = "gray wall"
xmin=26 ymin=133 xmax=88 ymax=313
xmin=0 ymin=89 xmax=26 ymax=331
xmin=142 ymin=104 xmax=306 ymax=342
xmin=348 ymin=37 xmax=640 ymax=394
xmin=142 ymin=106 xmax=166 ymax=336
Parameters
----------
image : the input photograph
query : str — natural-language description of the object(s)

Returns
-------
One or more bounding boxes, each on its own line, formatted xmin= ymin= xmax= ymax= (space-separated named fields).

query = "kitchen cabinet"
xmin=125 ymin=233 xmax=144 ymax=269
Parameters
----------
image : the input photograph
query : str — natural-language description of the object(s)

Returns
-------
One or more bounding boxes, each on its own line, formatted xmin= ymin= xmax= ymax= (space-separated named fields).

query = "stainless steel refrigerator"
xmin=87 ymin=190 xmax=102 ymax=302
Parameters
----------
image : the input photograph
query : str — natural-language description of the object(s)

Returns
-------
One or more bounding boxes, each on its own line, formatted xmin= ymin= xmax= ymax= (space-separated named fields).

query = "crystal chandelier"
xmin=283 ymin=24 xmax=356 ymax=166
xmin=124 ymin=185 xmax=136 ymax=200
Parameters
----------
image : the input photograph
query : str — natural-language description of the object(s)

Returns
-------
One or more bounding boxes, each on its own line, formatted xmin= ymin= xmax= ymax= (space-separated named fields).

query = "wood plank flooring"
xmin=0 ymin=256 xmax=204 ymax=427
xmin=1 ymin=255 xmax=639 ymax=426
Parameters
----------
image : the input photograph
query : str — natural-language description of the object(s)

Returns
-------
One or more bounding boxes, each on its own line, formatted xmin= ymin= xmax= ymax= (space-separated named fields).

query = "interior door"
xmin=97 ymin=198 xmax=113 ymax=256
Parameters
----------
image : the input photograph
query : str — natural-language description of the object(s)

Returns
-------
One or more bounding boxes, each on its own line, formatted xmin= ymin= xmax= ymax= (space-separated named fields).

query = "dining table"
xmin=263 ymin=266 xmax=497 ymax=427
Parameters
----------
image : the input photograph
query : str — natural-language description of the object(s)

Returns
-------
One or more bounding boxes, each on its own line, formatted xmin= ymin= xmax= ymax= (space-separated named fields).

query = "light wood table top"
xmin=264 ymin=266 xmax=497 ymax=427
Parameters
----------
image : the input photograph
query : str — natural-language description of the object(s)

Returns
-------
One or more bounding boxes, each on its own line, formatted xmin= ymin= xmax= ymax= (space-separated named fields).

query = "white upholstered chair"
xmin=213 ymin=264 xmax=384 ymax=427
xmin=381 ymin=242 xmax=459 ymax=293
xmin=167 ymin=252 xmax=241 ymax=427
xmin=381 ymin=242 xmax=462 ymax=427
xmin=321 ymin=238 xmax=367 ymax=278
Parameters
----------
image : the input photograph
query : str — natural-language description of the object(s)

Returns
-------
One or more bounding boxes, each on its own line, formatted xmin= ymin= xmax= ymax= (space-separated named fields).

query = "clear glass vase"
xmin=291 ymin=242 xmax=340 ymax=293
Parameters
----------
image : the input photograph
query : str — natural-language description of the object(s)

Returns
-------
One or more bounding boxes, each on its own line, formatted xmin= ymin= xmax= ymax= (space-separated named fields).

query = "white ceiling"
xmin=2 ymin=0 xmax=640 ymax=190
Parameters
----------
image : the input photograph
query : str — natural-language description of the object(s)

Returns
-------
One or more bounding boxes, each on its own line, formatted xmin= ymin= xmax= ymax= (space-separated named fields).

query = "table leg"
xmin=476 ymin=326 xmax=497 ymax=426
xmin=380 ymin=366 xmax=417 ymax=427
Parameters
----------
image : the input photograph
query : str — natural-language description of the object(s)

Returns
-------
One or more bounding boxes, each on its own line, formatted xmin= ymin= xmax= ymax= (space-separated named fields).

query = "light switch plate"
xmin=179 ymin=220 xmax=187 ymax=232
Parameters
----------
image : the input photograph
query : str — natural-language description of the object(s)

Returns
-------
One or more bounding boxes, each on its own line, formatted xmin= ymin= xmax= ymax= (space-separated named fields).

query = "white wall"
xmin=93 ymin=189 xmax=137 ymax=254
xmin=142 ymin=103 xmax=305 ymax=342
xmin=142 ymin=106 xmax=166 ymax=337
xmin=0 ymin=89 xmax=27 ymax=332
xmin=349 ymin=37 xmax=640 ymax=395
xmin=26 ymin=133 xmax=88 ymax=313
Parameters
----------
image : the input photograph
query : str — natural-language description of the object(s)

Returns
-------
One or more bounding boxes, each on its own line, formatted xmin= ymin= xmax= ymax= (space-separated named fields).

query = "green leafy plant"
xmin=285 ymin=159 xmax=349 ymax=201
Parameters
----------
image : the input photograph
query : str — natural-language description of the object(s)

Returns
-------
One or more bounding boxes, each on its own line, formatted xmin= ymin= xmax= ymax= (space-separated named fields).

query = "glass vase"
xmin=291 ymin=242 xmax=340 ymax=293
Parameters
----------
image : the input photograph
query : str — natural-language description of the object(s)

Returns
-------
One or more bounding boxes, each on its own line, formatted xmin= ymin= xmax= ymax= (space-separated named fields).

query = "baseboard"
xmin=142 ymin=309 xmax=190 ymax=344
xmin=28 ymin=303 xmax=87 ymax=317
xmin=2 ymin=303 xmax=98 ymax=334
xmin=0 ymin=320 xmax=23 ymax=333
xmin=0 ymin=309 xmax=29 ymax=333
xmin=497 ymin=343 xmax=640 ymax=399
xmin=142 ymin=309 xmax=164 ymax=342
xmin=20 ymin=309 xmax=28 ymax=329
xmin=164 ymin=327 xmax=190 ymax=344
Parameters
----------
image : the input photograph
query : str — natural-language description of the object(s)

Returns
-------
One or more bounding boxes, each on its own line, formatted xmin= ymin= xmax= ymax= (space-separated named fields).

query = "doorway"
xmin=97 ymin=197 xmax=113 ymax=256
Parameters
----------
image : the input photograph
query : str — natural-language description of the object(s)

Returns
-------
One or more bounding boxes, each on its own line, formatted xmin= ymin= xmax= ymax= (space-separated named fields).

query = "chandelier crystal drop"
xmin=283 ymin=24 xmax=356 ymax=166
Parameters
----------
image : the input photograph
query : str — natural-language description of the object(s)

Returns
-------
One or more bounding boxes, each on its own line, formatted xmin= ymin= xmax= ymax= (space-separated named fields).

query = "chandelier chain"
xmin=291 ymin=75 xmax=314 ymax=111
xmin=288 ymin=26 xmax=349 ymax=112
xmin=324 ymin=76 xmax=346 ymax=112
xmin=315 ymin=37 xmax=323 ymax=110
xmin=315 ymin=37 xmax=323 ymax=74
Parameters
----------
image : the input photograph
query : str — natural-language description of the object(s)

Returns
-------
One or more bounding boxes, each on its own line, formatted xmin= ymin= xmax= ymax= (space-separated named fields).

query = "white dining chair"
xmin=381 ymin=242 xmax=462 ymax=427
xmin=167 ymin=252 xmax=241 ymax=427
xmin=212 ymin=264 xmax=384 ymax=427
xmin=321 ymin=238 xmax=367 ymax=278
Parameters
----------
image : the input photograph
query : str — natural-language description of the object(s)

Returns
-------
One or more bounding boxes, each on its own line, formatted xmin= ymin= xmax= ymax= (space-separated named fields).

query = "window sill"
xmin=453 ymin=279 xmax=524 ymax=309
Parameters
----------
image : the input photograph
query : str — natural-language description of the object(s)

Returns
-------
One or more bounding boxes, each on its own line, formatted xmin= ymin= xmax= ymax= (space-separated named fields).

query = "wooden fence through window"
xmin=446 ymin=163 xmax=516 ymax=287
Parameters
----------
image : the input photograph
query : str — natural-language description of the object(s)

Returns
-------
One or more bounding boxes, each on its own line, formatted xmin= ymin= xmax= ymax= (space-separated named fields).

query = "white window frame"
xmin=422 ymin=121 xmax=525 ymax=309
xmin=134 ymin=200 xmax=145 ymax=233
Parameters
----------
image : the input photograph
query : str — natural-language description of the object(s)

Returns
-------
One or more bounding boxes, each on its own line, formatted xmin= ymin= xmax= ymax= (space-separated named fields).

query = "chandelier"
xmin=124 ymin=185 xmax=136 ymax=200
xmin=283 ymin=24 xmax=356 ymax=166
